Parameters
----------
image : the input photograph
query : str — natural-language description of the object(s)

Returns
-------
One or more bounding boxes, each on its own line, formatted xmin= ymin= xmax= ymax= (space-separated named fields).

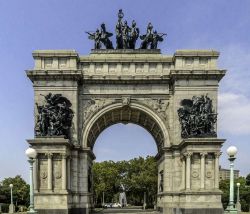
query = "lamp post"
xmin=8 ymin=184 xmax=15 ymax=213
xmin=225 ymin=146 xmax=238 ymax=214
xmin=25 ymin=147 xmax=37 ymax=214
xmin=236 ymin=183 xmax=241 ymax=212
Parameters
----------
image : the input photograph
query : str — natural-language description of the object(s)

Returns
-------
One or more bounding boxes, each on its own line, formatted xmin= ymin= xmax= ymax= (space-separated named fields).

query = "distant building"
xmin=219 ymin=166 xmax=240 ymax=181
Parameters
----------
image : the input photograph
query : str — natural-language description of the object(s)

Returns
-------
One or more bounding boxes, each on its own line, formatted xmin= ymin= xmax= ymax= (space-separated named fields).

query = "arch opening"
xmin=93 ymin=123 xmax=158 ymax=161
xmin=86 ymin=106 xmax=166 ymax=154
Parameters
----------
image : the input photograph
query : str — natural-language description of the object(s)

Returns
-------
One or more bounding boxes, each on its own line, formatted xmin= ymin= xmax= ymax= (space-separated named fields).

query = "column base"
xmin=27 ymin=211 xmax=38 ymax=214
xmin=8 ymin=204 xmax=15 ymax=213
xmin=224 ymin=207 xmax=238 ymax=214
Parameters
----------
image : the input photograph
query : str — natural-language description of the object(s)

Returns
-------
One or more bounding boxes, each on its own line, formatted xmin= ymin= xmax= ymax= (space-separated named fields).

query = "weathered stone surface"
xmin=26 ymin=49 xmax=226 ymax=214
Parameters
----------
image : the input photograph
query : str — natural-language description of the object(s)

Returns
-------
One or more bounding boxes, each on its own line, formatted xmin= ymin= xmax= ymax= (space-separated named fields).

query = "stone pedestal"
xmin=8 ymin=204 xmax=15 ymax=213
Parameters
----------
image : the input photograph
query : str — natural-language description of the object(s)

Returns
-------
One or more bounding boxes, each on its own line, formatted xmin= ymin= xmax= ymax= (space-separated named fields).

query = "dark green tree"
xmin=246 ymin=173 xmax=250 ymax=186
xmin=92 ymin=156 xmax=157 ymax=208
xmin=0 ymin=175 xmax=29 ymax=206
xmin=219 ymin=176 xmax=250 ymax=212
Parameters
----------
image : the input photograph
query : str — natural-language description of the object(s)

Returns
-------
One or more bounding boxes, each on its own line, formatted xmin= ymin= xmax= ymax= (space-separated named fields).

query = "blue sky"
xmin=0 ymin=0 xmax=249 ymax=181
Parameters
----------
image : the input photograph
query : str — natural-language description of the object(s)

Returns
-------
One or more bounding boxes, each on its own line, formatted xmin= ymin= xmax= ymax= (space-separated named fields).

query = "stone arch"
xmin=82 ymin=102 xmax=170 ymax=154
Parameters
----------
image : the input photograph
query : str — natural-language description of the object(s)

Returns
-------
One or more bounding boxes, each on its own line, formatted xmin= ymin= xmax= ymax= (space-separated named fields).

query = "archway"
xmin=82 ymin=104 xmax=168 ymax=211
xmin=92 ymin=123 xmax=158 ymax=209
xmin=82 ymin=103 xmax=170 ymax=154
xmin=27 ymin=49 xmax=225 ymax=214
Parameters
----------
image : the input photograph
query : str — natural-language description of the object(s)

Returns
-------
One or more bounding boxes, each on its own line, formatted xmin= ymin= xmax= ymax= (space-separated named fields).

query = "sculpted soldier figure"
xmin=178 ymin=95 xmax=217 ymax=138
xmin=129 ymin=20 xmax=139 ymax=49
xmin=86 ymin=10 xmax=166 ymax=50
xmin=86 ymin=29 xmax=101 ymax=49
xmin=35 ymin=93 xmax=74 ymax=139
xmin=140 ymin=22 xmax=153 ymax=49
xmin=151 ymin=30 xmax=166 ymax=49
xmin=140 ymin=23 xmax=166 ymax=49
xmin=122 ymin=20 xmax=130 ymax=49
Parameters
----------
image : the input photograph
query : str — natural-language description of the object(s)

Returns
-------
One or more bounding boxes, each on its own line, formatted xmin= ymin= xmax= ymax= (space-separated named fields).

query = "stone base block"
xmin=36 ymin=208 xmax=88 ymax=214
xmin=177 ymin=208 xmax=223 ymax=214
xmin=8 ymin=204 xmax=15 ymax=213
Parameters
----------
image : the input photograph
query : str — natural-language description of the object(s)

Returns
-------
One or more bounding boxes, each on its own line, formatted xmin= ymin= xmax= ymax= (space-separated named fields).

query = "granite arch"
xmin=82 ymin=101 xmax=171 ymax=153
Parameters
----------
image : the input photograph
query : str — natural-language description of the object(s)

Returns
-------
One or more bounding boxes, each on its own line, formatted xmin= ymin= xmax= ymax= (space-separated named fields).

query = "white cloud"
xmin=218 ymin=92 xmax=250 ymax=135
xmin=219 ymin=45 xmax=250 ymax=95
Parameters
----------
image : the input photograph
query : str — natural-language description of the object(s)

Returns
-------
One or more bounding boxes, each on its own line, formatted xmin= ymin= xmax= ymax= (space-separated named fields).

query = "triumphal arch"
xmin=26 ymin=10 xmax=226 ymax=214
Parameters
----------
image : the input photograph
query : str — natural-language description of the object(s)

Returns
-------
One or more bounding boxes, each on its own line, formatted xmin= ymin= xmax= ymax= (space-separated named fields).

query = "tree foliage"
xmin=0 ymin=175 xmax=29 ymax=206
xmin=220 ymin=176 xmax=250 ymax=212
xmin=93 ymin=156 xmax=157 ymax=207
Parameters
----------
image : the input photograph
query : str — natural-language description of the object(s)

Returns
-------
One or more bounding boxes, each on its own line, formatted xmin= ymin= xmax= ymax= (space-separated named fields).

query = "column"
xmin=47 ymin=153 xmax=53 ymax=190
xmin=185 ymin=152 xmax=192 ymax=190
xmin=67 ymin=156 xmax=71 ymax=190
xmin=181 ymin=155 xmax=186 ymax=190
xmin=33 ymin=158 xmax=38 ymax=192
xmin=200 ymin=152 xmax=206 ymax=189
xmin=61 ymin=154 xmax=67 ymax=190
xmin=214 ymin=152 xmax=221 ymax=189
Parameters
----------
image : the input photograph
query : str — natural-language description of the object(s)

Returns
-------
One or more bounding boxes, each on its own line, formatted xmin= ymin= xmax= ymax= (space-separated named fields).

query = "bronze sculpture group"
xmin=86 ymin=9 xmax=166 ymax=50
xmin=178 ymin=95 xmax=217 ymax=138
xmin=35 ymin=93 xmax=74 ymax=139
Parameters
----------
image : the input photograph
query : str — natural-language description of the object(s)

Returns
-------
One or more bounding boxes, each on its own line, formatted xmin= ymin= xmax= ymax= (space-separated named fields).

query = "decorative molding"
xmin=122 ymin=96 xmax=131 ymax=107
xmin=206 ymin=171 xmax=213 ymax=178
xmin=41 ymin=171 xmax=47 ymax=179
xmin=137 ymin=98 xmax=169 ymax=120
xmin=46 ymin=153 xmax=53 ymax=159
xmin=214 ymin=152 xmax=222 ymax=158
xmin=192 ymin=170 xmax=199 ymax=178
xmin=82 ymin=98 xmax=115 ymax=122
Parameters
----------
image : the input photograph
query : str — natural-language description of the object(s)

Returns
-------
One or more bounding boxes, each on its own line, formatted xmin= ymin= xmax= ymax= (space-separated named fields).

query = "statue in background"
xmin=119 ymin=184 xmax=127 ymax=207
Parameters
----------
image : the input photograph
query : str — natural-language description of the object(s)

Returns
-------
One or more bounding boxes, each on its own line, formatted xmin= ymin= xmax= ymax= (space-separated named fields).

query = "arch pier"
xmin=27 ymin=49 xmax=226 ymax=214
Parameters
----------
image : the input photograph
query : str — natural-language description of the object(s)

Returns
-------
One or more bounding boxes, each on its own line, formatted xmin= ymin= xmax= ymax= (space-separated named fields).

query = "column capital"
xmin=200 ymin=152 xmax=207 ymax=158
xmin=61 ymin=153 xmax=68 ymax=159
xmin=46 ymin=153 xmax=53 ymax=158
xmin=184 ymin=152 xmax=192 ymax=158
xmin=215 ymin=152 xmax=222 ymax=158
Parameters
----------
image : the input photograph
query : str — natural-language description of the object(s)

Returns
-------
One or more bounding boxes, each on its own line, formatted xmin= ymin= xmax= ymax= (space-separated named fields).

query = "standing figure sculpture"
xmin=129 ymin=20 xmax=139 ymax=49
xmin=86 ymin=29 xmax=101 ymax=49
xmin=116 ymin=9 xmax=124 ymax=49
xmin=140 ymin=22 xmax=154 ymax=49
xmin=100 ymin=23 xmax=114 ymax=49
xmin=121 ymin=20 xmax=130 ymax=49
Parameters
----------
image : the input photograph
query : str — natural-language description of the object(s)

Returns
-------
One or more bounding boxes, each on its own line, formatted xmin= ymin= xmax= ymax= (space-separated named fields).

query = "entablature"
xmin=28 ymin=49 xmax=225 ymax=84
